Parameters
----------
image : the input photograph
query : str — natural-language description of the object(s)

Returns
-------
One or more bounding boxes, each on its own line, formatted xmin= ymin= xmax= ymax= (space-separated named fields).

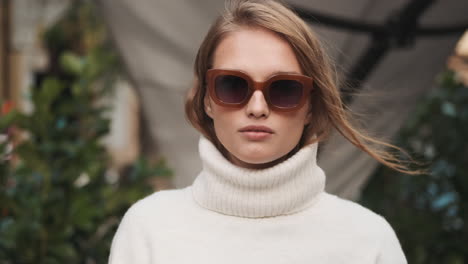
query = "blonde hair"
xmin=185 ymin=0 xmax=419 ymax=174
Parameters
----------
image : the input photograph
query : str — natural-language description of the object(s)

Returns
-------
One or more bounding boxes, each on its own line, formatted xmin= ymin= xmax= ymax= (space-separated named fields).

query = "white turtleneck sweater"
xmin=108 ymin=137 xmax=407 ymax=264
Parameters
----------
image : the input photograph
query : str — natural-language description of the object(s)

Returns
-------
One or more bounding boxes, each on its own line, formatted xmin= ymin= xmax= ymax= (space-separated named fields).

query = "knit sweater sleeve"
xmin=108 ymin=204 xmax=152 ymax=264
xmin=375 ymin=216 xmax=407 ymax=264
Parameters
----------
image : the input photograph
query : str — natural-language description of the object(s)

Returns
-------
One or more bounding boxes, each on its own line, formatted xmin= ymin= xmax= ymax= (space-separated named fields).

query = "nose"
xmin=245 ymin=90 xmax=270 ymax=118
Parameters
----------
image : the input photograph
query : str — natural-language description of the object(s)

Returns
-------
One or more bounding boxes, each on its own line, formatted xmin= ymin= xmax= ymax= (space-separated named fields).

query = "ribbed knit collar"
xmin=191 ymin=137 xmax=326 ymax=218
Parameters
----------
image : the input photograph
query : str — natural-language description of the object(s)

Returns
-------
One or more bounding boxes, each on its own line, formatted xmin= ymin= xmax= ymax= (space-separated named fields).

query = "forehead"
xmin=212 ymin=26 xmax=303 ymax=81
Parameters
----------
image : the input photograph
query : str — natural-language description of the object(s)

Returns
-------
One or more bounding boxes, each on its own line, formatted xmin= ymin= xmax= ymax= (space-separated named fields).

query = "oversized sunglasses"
xmin=206 ymin=69 xmax=314 ymax=112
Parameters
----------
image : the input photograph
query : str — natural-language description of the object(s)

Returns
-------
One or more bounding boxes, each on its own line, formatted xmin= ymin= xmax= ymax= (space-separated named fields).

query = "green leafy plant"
xmin=0 ymin=1 xmax=171 ymax=263
xmin=360 ymin=70 xmax=468 ymax=264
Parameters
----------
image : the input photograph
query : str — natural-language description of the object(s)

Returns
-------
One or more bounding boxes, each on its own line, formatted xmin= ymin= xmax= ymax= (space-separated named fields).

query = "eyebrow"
xmin=270 ymin=70 xmax=302 ymax=75
xmin=216 ymin=68 xmax=302 ymax=77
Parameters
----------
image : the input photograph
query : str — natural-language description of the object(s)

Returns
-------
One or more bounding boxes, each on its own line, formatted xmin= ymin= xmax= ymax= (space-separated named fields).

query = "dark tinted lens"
xmin=214 ymin=75 xmax=249 ymax=104
xmin=269 ymin=80 xmax=303 ymax=108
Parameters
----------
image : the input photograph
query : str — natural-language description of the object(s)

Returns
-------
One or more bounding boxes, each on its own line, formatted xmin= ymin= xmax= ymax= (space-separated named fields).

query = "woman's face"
xmin=204 ymin=26 xmax=311 ymax=169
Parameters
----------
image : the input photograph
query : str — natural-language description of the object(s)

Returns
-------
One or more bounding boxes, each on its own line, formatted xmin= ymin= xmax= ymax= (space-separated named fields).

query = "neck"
xmin=191 ymin=137 xmax=326 ymax=218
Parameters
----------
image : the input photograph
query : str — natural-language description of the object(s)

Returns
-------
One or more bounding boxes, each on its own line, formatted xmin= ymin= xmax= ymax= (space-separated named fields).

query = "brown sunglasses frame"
xmin=206 ymin=69 xmax=314 ymax=112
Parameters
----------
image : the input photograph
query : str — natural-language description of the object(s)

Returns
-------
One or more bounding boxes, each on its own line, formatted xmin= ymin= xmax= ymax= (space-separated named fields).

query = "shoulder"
xmin=109 ymin=189 xmax=189 ymax=264
xmin=316 ymin=192 xmax=398 ymax=237
xmin=310 ymin=192 xmax=406 ymax=263
xmin=121 ymin=187 xmax=191 ymax=225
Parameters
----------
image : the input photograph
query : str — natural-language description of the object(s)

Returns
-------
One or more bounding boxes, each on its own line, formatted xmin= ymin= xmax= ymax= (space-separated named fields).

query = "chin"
xmin=239 ymin=146 xmax=274 ymax=161
xmin=221 ymin=138 xmax=293 ymax=168
xmin=241 ymin=155 xmax=275 ymax=165
xmin=232 ymin=149 xmax=286 ymax=169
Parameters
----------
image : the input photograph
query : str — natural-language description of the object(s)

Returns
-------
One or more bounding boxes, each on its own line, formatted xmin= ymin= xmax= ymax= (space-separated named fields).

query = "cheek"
xmin=282 ymin=105 xmax=310 ymax=129
xmin=210 ymin=107 xmax=237 ymax=138
xmin=212 ymin=118 xmax=230 ymax=138
xmin=280 ymin=118 xmax=306 ymax=143
xmin=275 ymin=108 xmax=310 ymax=144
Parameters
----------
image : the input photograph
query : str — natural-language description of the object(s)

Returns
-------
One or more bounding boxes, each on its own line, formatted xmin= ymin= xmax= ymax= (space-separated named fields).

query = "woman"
xmin=108 ymin=0 xmax=412 ymax=263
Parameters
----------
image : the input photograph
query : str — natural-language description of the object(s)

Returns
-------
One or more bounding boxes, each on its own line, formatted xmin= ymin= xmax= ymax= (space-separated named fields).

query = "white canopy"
xmin=94 ymin=0 xmax=466 ymax=199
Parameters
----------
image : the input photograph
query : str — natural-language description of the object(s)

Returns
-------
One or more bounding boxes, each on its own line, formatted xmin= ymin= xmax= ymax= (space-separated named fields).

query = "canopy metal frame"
xmin=291 ymin=0 xmax=468 ymax=104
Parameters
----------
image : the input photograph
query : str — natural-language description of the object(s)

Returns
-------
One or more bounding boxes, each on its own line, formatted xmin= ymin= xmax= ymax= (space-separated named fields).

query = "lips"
xmin=239 ymin=125 xmax=274 ymax=141
xmin=239 ymin=125 xmax=274 ymax=133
